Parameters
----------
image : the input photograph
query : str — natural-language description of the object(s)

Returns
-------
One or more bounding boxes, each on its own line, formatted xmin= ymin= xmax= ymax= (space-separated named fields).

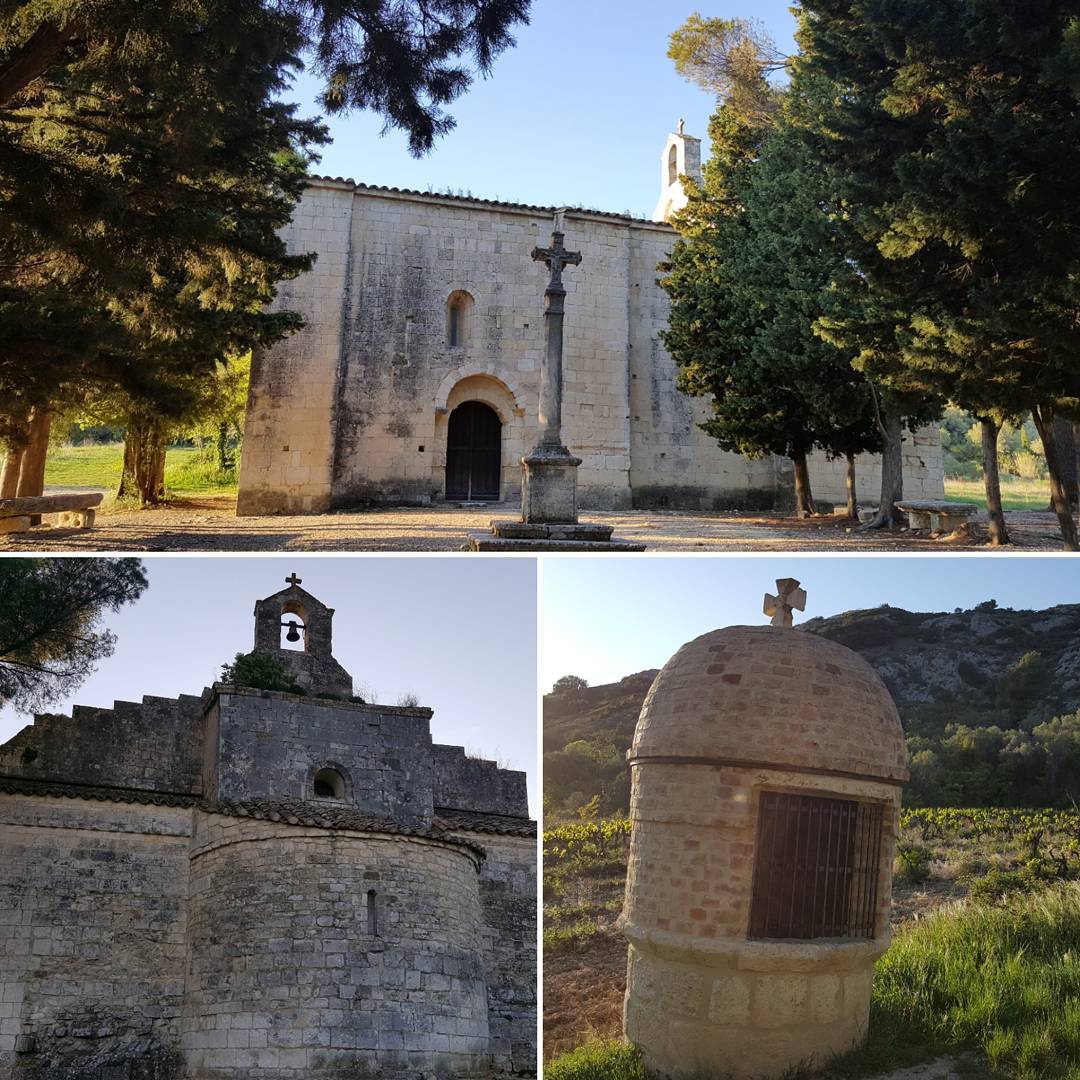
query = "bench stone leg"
xmin=0 ymin=516 xmax=31 ymax=533
xmin=906 ymin=511 xmax=930 ymax=530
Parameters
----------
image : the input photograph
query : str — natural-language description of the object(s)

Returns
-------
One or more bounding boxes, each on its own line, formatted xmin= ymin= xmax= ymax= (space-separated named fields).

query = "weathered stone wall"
xmin=208 ymin=688 xmax=436 ymax=828
xmin=0 ymin=795 xmax=193 ymax=1079
xmin=432 ymin=746 xmax=529 ymax=817
xmin=805 ymin=424 xmax=945 ymax=508
xmin=238 ymin=180 xmax=943 ymax=514
xmin=447 ymin=832 xmax=536 ymax=1077
xmin=237 ymin=182 xmax=356 ymax=514
xmin=183 ymin=812 xmax=491 ymax=1079
xmin=0 ymin=695 xmax=205 ymax=795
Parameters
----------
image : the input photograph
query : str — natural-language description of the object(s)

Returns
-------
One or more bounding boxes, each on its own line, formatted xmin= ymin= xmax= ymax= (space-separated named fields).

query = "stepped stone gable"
xmin=0 ymin=582 xmax=536 ymax=1080
xmin=620 ymin=622 xmax=908 ymax=1079
xmin=236 ymin=128 xmax=944 ymax=517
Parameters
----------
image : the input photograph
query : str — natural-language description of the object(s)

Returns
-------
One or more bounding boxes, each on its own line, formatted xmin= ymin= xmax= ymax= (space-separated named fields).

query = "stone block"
xmin=0 ymin=516 xmax=30 ymax=533
xmin=520 ymin=447 xmax=581 ymax=524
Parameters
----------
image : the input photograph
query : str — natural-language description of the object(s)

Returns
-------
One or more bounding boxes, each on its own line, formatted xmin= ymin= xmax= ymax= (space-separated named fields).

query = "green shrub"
xmin=894 ymin=842 xmax=932 ymax=885
xmin=220 ymin=652 xmax=302 ymax=694
xmin=546 ymin=1040 xmax=646 ymax=1080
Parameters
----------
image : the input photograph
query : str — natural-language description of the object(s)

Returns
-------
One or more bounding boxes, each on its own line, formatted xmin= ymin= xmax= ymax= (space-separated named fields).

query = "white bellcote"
xmin=652 ymin=120 xmax=702 ymax=224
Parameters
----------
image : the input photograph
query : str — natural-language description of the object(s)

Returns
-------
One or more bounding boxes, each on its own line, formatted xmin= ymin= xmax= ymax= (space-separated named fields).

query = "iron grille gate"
xmin=748 ymin=791 xmax=884 ymax=940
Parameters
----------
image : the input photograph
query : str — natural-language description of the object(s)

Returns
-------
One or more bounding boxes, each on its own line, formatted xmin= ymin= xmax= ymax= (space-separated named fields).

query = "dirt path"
xmin=0 ymin=497 xmax=1068 ymax=552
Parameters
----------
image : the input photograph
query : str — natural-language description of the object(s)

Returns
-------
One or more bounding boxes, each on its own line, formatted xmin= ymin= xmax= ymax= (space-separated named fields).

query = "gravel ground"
xmin=0 ymin=495 xmax=1071 ymax=552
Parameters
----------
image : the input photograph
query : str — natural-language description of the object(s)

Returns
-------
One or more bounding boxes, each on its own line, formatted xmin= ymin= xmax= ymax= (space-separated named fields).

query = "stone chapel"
xmin=235 ymin=127 xmax=944 ymax=516
xmin=0 ymin=578 xmax=537 ymax=1080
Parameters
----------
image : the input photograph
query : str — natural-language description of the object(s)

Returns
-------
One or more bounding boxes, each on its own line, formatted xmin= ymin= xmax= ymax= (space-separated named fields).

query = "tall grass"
xmin=548 ymin=883 xmax=1080 ymax=1080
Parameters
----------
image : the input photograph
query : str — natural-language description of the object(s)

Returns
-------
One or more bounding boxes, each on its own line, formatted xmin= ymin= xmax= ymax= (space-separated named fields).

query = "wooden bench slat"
xmin=0 ymin=493 xmax=103 ymax=515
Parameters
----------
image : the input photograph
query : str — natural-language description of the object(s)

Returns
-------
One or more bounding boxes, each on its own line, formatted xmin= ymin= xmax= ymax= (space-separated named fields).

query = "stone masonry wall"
xmin=0 ymin=696 xmax=205 ymax=795
xmin=237 ymin=182 xmax=356 ymax=514
xmin=209 ymin=689 xmax=435 ymax=828
xmin=447 ymin=832 xmax=536 ymax=1077
xmin=432 ymin=746 xmax=529 ymax=817
xmin=183 ymin=813 xmax=490 ymax=1079
xmin=0 ymin=795 xmax=193 ymax=1080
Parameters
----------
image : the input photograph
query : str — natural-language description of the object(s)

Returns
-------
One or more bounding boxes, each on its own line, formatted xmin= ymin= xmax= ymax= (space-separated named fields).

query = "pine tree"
xmin=661 ymin=72 xmax=884 ymax=518
xmin=794 ymin=0 xmax=1080 ymax=548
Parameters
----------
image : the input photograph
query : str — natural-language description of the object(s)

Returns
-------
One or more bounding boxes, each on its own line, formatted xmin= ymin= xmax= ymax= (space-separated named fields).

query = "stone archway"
xmin=433 ymin=372 xmax=526 ymax=502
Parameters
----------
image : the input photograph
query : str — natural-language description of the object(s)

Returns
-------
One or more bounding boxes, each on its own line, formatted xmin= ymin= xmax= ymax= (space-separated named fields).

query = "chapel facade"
xmin=235 ymin=128 xmax=944 ymax=516
xmin=0 ymin=579 xmax=537 ymax=1080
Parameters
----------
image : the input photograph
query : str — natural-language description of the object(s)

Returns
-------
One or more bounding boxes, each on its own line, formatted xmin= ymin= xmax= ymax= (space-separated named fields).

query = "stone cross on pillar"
xmin=763 ymin=578 xmax=807 ymax=628
xmin=530 ymin=213 xmax=582 ymax=452
xmin=286 ymin=573 xmax=302 ymax=587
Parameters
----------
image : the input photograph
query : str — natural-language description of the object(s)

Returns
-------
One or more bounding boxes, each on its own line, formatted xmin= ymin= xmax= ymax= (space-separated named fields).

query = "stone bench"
xmin=895 ymin=500 xmax=980 ymax=533
xmin=0 ymin=492 xmax=103 ymax=533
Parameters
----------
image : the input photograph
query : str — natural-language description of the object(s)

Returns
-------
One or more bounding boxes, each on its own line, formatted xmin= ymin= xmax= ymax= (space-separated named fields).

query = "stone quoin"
xmin=0 ymin=577 xmax=537 ymax=1080
xmin=235 ymin=127 xmax=943 ymax=516
xmin=618 ymin=581 xmax=908 ymax=1078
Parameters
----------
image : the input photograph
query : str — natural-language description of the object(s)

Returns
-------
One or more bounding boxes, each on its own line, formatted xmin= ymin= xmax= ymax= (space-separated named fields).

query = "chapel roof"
xmin=308 ymin=175 xmax=673 ymax=228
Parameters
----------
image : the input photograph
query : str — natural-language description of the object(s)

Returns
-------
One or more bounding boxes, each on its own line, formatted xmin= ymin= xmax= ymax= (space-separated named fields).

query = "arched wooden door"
xmin=446 ymin=400 xmax=501 ymax=500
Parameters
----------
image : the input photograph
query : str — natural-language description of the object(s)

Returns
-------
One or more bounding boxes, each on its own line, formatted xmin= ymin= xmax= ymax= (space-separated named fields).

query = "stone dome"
xmin=632 ymin=626 xmax=908 ymax=783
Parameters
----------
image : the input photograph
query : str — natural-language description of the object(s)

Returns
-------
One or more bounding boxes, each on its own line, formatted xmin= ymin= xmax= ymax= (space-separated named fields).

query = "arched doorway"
xmin=446 ymin=400 xmax=501 ymax=500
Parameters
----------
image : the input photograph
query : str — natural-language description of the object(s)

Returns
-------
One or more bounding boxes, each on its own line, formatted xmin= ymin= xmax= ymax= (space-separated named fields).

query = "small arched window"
xmin=313 ymin=767 xmax=345 ymax=800
xmin=667 ymin=144 xmax=679 ymax=187
xmin=447 ymin=290 xmax=474 ymax=348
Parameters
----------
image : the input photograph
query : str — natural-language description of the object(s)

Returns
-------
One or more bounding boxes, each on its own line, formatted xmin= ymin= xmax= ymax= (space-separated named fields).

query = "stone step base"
xmin=487 ymin=520 xmax=615 ymax=542
xmin=467 ymin=532 xmax=646 ymax=552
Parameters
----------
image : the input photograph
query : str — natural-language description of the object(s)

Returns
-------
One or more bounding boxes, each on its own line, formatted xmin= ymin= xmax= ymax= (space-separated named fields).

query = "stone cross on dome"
xmin=763 ymin=577 xmax=807 ymax=628
xmin=286 ymin=573 xmax=302 ymax=587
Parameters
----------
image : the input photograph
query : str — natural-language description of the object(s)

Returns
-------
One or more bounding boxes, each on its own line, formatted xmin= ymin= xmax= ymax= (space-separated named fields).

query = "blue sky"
xmin=287 ymin=0 xmax=800 ymax=219
xmin=541 ymin=555 xmax=1080 ymax=691
xmin=0 ymin=557 xmax=539 ymax=816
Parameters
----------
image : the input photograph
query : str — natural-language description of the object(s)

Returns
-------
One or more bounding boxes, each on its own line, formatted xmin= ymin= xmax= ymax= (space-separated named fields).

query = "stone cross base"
xmin=520 ymin=447 xmax=582 ymax=525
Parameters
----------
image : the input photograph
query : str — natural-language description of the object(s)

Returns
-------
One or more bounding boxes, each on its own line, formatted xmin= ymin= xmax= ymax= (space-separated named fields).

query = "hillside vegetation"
xmin=544 ymin=602 xmax=1080 ymax=820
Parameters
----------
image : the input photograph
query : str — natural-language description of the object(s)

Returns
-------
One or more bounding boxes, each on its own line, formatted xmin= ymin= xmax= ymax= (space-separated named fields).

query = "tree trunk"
xmin=1032 ymin=404 xmax=1079 ymax=551
xmin=217 ymin=422 xmax=229 ymax=470
xmin=0 ymin=446 xmax=24 ymax=498
xmin=845 ymin=452 xmax=858 ymax=519
xmin=16 ymin=407 xmax=51 ymax=497
xmin=792 ymin=452 xmax=817 ymax=516
xmin=980 ymin=417 xmax=1009 ymax=546
xmin=0 ymin=22 xmax=77 ymax=107
xmin=861 ymin=406 xmax=904 ymax=529
xmin=1051 ymin=417 xmax=1078 ymax=512
xmin=119 ymin=412 xmax=168 ymax=506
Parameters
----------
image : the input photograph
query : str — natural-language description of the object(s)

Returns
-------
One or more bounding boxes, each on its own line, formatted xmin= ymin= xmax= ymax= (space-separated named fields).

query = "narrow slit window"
xmin=367 ymin=889 xmax=378 ymax=936
xmin=748 ymin=791 xmax=883 ymax=940
xmin=446 ymin=290 xmax=473 ymax=347
xmin=449 ymin=304 xmax=461 ymax=347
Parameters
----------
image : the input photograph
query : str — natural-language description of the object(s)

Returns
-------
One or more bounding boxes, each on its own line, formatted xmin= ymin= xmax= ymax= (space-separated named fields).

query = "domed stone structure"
xmin=619 ymin=586 xmax=907 ymax=1078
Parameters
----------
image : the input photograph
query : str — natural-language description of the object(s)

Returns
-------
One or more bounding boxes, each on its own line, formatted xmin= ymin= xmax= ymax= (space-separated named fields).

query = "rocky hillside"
xmin=544 ymin=603 xmax=1080 ymax=817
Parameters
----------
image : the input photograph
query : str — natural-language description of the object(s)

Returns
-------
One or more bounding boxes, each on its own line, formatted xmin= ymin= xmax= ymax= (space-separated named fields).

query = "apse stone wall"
xmin=450 ymin=831 xmax=537 ymax=1076
xmin=237 ymin=179 xmax=943 ymax=515
xmin=0 ymin=794 xmax=193 ymax=1079
xmin=183 ymin=813 xmax=491 ymax=1079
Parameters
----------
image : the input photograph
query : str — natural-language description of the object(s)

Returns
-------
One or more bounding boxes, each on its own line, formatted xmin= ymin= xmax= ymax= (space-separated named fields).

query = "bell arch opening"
xmin=280 ymin=601 xmax=308 ymax=651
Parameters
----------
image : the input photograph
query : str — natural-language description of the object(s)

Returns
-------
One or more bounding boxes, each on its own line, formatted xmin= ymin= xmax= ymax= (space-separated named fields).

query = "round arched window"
xmin=313 ymin=768 xmax=345 ymax=800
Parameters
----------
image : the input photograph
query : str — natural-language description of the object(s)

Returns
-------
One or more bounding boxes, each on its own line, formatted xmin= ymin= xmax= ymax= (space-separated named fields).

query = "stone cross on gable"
xmin=531 ymin=222 xmax=582 ymax=296
xmin=763 ymin=578 xmax=806 ymax=628
xmin=286 ymin=573 xmax=302 ymax=587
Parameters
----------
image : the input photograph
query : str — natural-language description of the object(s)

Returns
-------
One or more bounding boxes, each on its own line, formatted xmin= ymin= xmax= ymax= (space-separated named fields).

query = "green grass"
xmin=547 ymin=883 xmax=1080 ymax=1080
xmin=44 ymin=443 xmax=238 ymax=498
xmin=944 ymin=476 xmax=1050 ymax=512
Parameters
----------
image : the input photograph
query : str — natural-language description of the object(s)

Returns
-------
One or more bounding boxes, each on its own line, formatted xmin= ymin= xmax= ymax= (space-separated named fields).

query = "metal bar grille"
xmin=748 ymin=791 xmax=883 ymax=940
